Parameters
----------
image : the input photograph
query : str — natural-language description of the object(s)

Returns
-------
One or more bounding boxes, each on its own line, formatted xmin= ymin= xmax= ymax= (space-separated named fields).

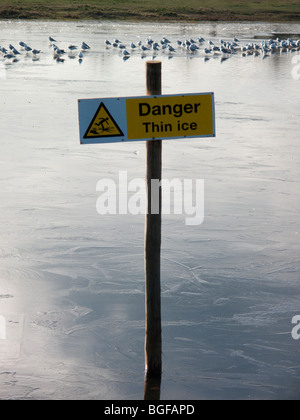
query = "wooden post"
xmin=144 ymin=61 xmax=162 ymax=380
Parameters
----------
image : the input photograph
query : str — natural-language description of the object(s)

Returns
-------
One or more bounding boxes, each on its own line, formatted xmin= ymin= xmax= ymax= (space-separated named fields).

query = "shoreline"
xmin=0 ymin=6 xmax=299 ymax=23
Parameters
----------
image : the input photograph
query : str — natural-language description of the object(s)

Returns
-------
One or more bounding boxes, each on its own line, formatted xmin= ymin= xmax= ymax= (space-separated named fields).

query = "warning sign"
xmin=78 ymin=93 xmax=215 ymax=144
xmin=83 ymin=102 xmax=124 ymax=139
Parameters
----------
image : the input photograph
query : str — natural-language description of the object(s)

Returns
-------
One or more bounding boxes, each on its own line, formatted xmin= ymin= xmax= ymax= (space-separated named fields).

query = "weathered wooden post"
xmin=144 ymin=61 xmax=162 ymax=382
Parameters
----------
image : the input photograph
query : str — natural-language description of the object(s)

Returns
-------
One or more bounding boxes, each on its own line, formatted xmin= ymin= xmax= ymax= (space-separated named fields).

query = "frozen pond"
xmin=0 ymin=20 xmax=300 ymax=400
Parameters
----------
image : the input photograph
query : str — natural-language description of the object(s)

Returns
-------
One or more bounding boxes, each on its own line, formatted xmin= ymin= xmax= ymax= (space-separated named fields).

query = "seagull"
xmin=11 ymin=47 xmax=21 ymax=55
xmin=167 ymin=45 xmax=176 ymax=52
xmin=189 ymin=43 xmax=198 ymax=52
xmin=104 ymin=40 xmax=111 ymax=46
xmin=122 ymin=49 xmax=130 ymax=56
xmin=53 ymin=46 xmax=65 ymax=56
xmin=68 ymin=45 xmax=78 ymax=51
xmin=81 ymin=42 xmax=90 ymax=50
xmin=4 ymin=53 xmax=16 ymax=60
xmin=146 ymin=38 xmax=154 ymax=46
xmin=130 ymin=42 xmax=136 ymax=49
xmin=32 ymin=49 xmax=41 ymax=55
xmin=49 ymin=37 xmax=56 ymax=43
xmin=25 ymin=45 xmax=32 ymax=52
xmin=221 ymin=46 xmax=230 ymax=54
xmin=262 ymin=46 xmax=270 ymax=54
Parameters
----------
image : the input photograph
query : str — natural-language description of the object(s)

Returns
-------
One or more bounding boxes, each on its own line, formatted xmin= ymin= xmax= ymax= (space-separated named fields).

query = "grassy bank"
xmin=0 ymin=0 xmax=299 ymax=22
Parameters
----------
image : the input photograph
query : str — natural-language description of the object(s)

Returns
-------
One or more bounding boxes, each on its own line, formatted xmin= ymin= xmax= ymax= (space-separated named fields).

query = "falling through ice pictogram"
xmin=83 ymin=102 xmax=124 ymax=139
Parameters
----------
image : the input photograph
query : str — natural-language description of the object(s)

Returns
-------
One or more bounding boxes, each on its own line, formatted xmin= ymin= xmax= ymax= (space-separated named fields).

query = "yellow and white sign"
xmin=78 ymin=93 xmax=215 ymax=144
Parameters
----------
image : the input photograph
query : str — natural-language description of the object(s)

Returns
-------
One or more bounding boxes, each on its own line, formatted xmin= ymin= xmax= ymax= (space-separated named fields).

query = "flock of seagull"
xmin=0 ymin=34 xmax=300 ymax=66
xmin=104 ymin=35 xmax=300 ymax=60
xmin=49 ymin=36 xmax=91 ymax=62
xmin=0 ymin=36 xmax=91 ymax=64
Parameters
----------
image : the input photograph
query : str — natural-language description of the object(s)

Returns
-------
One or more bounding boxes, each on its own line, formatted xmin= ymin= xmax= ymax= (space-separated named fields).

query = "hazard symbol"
xmin=83 ymin=102 xmax=124 ymax=139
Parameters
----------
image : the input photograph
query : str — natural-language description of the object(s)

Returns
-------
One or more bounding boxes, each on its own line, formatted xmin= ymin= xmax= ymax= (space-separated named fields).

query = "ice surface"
xmin=0 ymin=20 xmax=300 ymax=400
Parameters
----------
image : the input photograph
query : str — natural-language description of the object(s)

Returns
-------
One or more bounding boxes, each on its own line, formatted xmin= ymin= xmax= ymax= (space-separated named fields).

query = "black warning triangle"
xmin=84 ymin=102 xmax=124 ymax=139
